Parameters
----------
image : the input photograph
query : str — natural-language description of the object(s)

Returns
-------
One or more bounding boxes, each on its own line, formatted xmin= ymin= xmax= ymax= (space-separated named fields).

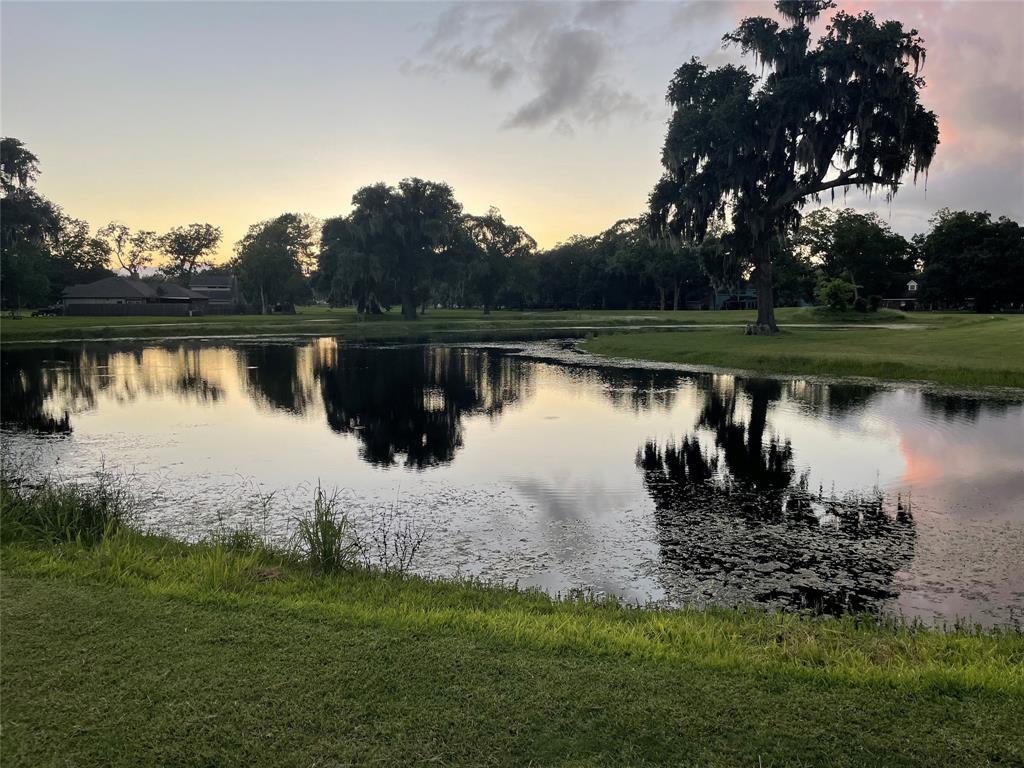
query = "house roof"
xmin=151 ymin=282 xmax=209 ymax=301
xmin=191 ymin=274 xmax=235 ymax=288
xmin=63 ymin=276 xmax=208 ymax=301
xmin=63 ymin=276 xmax=156 ymax=299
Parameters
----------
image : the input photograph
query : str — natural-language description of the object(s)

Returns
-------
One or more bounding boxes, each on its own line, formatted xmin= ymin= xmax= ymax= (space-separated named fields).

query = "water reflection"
xmin=316 ymin=346 xmax=532 ymax=468
xmin=1 ymin=346 xmax=225 ymax=433
xmin=2 ymin=339 xmax=1021 ymax=625
xmin=0 ymin=347 xmax=77 ymax=433
xmin=636 ymin=375 xmax=918 ymax=614
xmin=239 ymin=343 xmax=316 ymax=415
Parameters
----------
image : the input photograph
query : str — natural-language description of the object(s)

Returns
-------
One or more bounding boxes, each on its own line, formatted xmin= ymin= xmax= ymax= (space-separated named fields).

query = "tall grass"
xmin=1 ymin=457 xmax=428 ymax=580
xmin=0 ymin=460 xmax=138 ymax=545
xmin=292 ymin=483 xmax=361 ymax=572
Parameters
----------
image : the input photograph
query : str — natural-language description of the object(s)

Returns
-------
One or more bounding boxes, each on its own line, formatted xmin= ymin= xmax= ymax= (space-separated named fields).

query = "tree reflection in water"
xmin=316 ymin=345 xmax=533 ymax=468
xmin=0 ymin=344 xmax=225 ymax=433
xmin=239 ymin=343 xmax=315 ymax=415
xmin=637 ymin=376 xmax=917 ymax=616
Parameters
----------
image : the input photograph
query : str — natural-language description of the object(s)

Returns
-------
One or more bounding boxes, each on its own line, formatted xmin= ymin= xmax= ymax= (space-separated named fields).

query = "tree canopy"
xmin=918 ymin=209 xmax=1024 ymax=312
xmin=234 ymin=213 xmax=315 ymax=313
xmin=319 ymin=179 xmax=465 ymax=320
xmin=1 ymin=138 xmax=40 ymax=192
xmin=796 ymin=208 xmax=914 ymax=298
xmin=160 ymin=223 xmax=222 ymax=281
xmin=1 ymin=138 xmax=114 ymax=309
xmin=651 ymin=0 xmax=938 ymax=331
xmin=463 ymin=208 xmax=537 ymax=314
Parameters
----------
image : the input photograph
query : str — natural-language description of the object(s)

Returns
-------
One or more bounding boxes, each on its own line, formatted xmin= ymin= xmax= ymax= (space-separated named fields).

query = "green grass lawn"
xmin=3 ymin=533 xmax=1022 ymax=768
xmin=585 ymin=314 xmax=1024 ymax=389
xmin=3 ymin=305 xmax=1020 ymax=389
xmin=0 ymin=305 xmax=951 ymax=345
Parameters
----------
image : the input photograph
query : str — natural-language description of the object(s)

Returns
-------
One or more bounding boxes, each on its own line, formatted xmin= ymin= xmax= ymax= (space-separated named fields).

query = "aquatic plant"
xmin=292 ymin=483 xmax=361 ymax=572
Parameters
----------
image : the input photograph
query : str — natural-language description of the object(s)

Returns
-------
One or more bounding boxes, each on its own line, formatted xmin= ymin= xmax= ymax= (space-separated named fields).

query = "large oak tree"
xmin=650 ymin=0 xmax=938 ymax=332
xmin=336 ymin=178 xmax=465 ymax=320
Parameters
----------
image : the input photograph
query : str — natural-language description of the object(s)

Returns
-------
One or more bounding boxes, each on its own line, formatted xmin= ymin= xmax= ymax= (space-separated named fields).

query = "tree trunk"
xmin=260 ymin=284 xmax=267 ymax=315
xmin=401 ymin=293 xmax=417 ymax=321
xmin=657 ymin=286 xmax=666 ymax=311
xmin=752 ymin=243 xmax=778 ymax=333
xmin=672 ymin=283 xmax=680 ymax=311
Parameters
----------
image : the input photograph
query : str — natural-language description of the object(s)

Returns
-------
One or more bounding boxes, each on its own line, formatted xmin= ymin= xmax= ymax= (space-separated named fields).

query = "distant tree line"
xmin=1 ymin=137 xmax=222 ymax=310
xmin=3 ymin=136 xmax=1021 ymax=316
xmin=5 ymin=3 xmax=1023 ymax=321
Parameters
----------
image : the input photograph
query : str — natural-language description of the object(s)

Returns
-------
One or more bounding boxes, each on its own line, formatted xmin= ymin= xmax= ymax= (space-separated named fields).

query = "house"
xmin=190 ymin=274 xmax=244 ymax=313
xmin=712 ymin=281 xmax=758 ymax=310
xmin=880 ymin=279 xmax=922 ymax=311
xmin=62 ymin=276 xmax=209 ymax=316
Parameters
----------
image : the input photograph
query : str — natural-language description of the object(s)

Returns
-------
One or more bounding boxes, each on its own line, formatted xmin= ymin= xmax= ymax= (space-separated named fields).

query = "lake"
xmin=3 ymin=338 xmax=1022 ymax=626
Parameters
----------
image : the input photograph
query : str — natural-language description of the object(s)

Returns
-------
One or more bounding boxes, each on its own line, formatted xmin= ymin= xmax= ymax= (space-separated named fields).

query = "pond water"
xmin=3 ymin=338 xmax=1023 ymax=626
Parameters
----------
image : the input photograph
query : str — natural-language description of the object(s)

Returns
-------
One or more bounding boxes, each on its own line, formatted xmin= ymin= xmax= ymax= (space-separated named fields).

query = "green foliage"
xmin=586 ymin=315 xmax=1024 ymax=389
xmin=771 ymin=239 xmax=817 ymax=306
xmin=796 ymin=208 xmax=915 ymax=297
xmin=98 ymin=222 xmax=138 ymax=276
xmin=1 ymin=138 xmax=116 ymax=308
xmin=0 ymin=470 xmax=137 ymax=546
xmin=292 ymin=484 xmax=360 ymax=572
xmin=159 ymin=223 xmax=222 ymax=281
xmin=0 ymin=137 xmax=40 ymax=191
xmin=463 ymin=208 xmax=537 ymax=313
xmin=234 ymin=213 xmax=315 ymax=313
xmin=651 ymin=1 xmax=939 ymax=330
xmin=0 ymin=241 xmax=52 ymax=309
xmin=815 ymin=277 xmax=858 ymax=311
xmin=918 ymin=209 xmax=1024 ymax=311
xmin=317 ymin=179 xmax=465 ymax=319
xmin=319 ymin=215 xmax=389 ymax=313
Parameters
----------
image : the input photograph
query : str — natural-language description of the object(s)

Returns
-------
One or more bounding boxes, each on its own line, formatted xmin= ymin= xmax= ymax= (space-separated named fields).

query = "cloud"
xmin=574 ymin=1 xmax=635 ymax=27
xmin=502 ymin=26 xmax=648 ymax=129
xmin=406 ymin=1 xmax=652 ymax=133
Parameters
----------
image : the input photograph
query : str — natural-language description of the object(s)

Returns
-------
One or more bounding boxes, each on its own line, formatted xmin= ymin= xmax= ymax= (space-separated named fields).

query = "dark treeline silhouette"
xmin=6 ymin=131 xmax=1024 ymax=317
xmin=3 ymin=4 xmax=1022 ymax=318
xmin=0 ymin=137 xmax=223 ymax=310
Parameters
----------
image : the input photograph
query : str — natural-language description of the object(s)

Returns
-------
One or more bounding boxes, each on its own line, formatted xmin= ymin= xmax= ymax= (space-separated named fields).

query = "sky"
xmin=2 ymin=0 xmax=1022 ymax=264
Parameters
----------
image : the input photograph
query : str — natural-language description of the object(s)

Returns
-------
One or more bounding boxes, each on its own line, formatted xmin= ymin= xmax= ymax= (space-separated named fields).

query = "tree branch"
xmin=773 ymin=169 xmax=878 ymax=212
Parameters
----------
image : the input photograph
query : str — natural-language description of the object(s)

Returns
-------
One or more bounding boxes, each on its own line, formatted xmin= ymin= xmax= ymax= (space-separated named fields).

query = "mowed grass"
xmin=1 ymin=306 xmax=694 ymax=344
xmin=0 ymin=305 xmax=952 ymax=345
xmin=3 ymin=532 xmax=1023 ymax=768
xmin=585 ymin=314 xmax=1024 ymax=389
xmin=7 ymin=304 xmax=1018 ymax=389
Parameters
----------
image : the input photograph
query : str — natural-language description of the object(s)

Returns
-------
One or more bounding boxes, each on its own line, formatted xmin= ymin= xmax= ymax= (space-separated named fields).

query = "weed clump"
xmin=1 ymin=455 xmax=138 ymax=545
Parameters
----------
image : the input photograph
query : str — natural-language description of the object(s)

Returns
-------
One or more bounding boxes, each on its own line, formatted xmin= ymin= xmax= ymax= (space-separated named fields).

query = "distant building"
xmin=713 ymin=282 xmax=758 ymax=310
xmin=189 ymin=274 xmax=244 ymax=313
xmin=880 ymin=279 xmax=923 ymax=311
xmin=62 ymin=276 xmax=209 ymax=316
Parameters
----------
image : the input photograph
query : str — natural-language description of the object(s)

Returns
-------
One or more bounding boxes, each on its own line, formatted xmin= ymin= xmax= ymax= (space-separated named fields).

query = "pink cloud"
xmin=840 ymin=2 xmax=1023 ymax=168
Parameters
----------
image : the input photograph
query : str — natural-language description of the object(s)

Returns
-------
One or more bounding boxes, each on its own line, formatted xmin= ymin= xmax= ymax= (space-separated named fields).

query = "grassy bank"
xmin=585 ymin=314 xmax=1024 ymax=389
xmin=5 ymin=306 xmax=1019 ymax=391
xmin=0 ymin=305 xmax=943 ymax=345
xmin=2 ymin=476 xmax=1022 ymax=766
